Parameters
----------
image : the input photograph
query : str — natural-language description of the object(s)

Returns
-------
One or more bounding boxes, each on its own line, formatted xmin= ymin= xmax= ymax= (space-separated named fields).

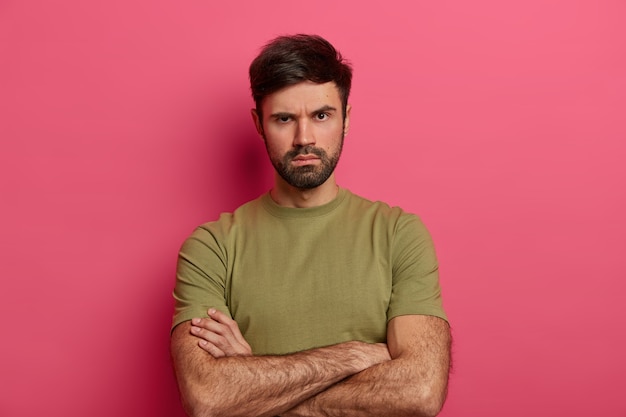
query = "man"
xmin=171 ymin=34 xmax=451 ymax=417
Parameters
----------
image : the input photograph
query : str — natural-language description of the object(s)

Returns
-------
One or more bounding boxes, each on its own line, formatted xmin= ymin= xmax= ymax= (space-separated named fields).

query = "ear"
xmin=343 ymin=104 xmax=351 ymax=136
xmin=250 ymin=108 xmax=264 ymax=138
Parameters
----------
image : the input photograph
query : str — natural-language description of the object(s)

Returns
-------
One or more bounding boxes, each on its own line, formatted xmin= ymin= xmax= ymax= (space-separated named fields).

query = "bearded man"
xmin=171 ymin=34 xmax=451 ymax=417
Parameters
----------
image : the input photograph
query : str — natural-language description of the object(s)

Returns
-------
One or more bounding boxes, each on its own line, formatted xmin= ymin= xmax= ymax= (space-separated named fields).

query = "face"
xmin=252 ymin=81 xmax=350 ymax=189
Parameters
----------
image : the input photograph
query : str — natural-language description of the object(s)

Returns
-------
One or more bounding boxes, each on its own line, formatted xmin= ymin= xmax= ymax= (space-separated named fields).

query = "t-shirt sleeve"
xmin=387 ymin=213 xmax=448 ymax=323
xmin=171 ymin=224 xmax=232 ymax=332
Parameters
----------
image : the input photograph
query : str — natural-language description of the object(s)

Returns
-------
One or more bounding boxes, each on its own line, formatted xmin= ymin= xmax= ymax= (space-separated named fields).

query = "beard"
xmin=267 ymin=138 xmax=344 ymax=190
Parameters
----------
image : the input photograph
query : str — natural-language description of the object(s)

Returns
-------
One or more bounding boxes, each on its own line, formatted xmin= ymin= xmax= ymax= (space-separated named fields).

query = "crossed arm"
xmin=171 ymin=309 xmax=451 ymax=417
xmin=280 ymin=314 xmax=451 ymax=417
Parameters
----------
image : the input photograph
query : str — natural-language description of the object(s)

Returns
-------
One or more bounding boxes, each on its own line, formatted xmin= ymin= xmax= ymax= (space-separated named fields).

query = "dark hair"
xmin=249 ymin=34 xmax=352 ymax=119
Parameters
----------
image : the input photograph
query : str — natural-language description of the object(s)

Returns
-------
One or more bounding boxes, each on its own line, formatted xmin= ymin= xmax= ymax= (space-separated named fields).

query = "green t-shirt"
xmin=172 ymin=188 xmax=447 ymax=355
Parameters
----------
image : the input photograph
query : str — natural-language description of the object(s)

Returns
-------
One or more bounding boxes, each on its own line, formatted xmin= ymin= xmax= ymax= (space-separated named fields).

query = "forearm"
xmin=283 ymin=316 xmax=451 ymax=417
xmin=282 ymin=356 xmax=445 ymax=417
xmin=184 ymin=344 xmax=379 ymax=417
xmin=172 ymin=322 xmax=390 ymax=417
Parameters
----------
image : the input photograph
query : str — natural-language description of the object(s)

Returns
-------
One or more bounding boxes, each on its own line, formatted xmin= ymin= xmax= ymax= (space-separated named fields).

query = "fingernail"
xmin=208 ymin=308 xmax=216 ymax=315
xmin=192 ymin=318 xmax=200 ymax=324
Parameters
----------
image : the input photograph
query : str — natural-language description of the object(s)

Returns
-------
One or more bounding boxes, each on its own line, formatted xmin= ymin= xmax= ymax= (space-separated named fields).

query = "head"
xmin=249 ymin=34 xmax=352 ymax=123
xmin=249 ymin=35 xmax=353 ymax=191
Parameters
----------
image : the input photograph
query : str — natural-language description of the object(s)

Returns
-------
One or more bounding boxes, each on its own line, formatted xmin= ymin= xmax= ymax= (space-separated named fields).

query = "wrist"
xmin=344 ymin=340 xmax=391 ymax=370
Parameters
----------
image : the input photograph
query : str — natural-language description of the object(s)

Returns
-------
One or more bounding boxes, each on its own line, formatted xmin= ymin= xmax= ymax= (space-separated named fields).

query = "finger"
xmin=191 ymin=325 xmax=240 ymax=355
xmin=200 ymin=312 xmax=237 ymax=338
xmin=197 ymin=339 xmax=225 ymax=358
xmin=207 ymin=309 xmax=250 ymax=349
xmin=207 ymin=308 xmax=233 ymax=326
xmin=206 ymin=309 xmax=248 ymax=348
xmin=192 ymin=317 xmax=228 ymax=334
xmin=192 ymin=317 xmax=242 ymax=348
xmin=191 ymin=324 xmax=224 ymax=343
xmin=191 ymin=323 xmax=251 ymax=357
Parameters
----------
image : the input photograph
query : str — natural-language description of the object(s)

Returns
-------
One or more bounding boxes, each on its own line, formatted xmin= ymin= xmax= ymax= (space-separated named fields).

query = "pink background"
xmin=1 ymin=1 xmax=625 ymax=416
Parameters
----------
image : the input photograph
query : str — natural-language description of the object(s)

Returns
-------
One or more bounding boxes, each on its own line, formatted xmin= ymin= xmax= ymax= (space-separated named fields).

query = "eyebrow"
xmin=311 ymin=105 xmax=338 ymax=115
xmin=270 ymin=105 xmax=338 ymax=119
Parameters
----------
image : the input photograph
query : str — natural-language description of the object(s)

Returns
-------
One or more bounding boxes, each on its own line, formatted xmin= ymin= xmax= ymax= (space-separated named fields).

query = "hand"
xmin=278 ymin=342 xmax=391 ymax=417
xmin=368 ymin=342 xmax=392 ymax=364
xmin=190 ymin=308 xmax=252 ymax=358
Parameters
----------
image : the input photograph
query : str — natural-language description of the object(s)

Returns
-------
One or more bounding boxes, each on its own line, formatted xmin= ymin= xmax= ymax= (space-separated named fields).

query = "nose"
xmin=293 ymin=118 xmax=315 ymax=147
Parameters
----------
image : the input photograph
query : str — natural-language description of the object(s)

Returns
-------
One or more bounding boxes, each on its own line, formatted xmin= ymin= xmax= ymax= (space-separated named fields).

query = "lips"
xmin=290 ymin=154 xmax=320 ymax=166
xmin=293 ymin=154 xmax=320 ymax=161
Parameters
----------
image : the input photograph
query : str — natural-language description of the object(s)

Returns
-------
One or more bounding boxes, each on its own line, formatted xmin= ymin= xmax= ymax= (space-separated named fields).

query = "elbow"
xmin=419 ymin=392 xmax=446 ymax=417
xmin=179 ymin=384 xmax=223 ymax=417
xmin=181 ymin=398 xmax=220 ymax=417
xmin=179 ymin=392 xmax=206 ymax=417
xmin=405 ymin=385 xmax=447 ymax=417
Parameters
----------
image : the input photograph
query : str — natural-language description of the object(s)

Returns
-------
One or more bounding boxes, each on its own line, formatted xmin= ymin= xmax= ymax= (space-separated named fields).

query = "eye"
xmin=276 ymin=115 xmax=291 ymax=123
xmin=315 ymin=112 xmax=329 ymax=121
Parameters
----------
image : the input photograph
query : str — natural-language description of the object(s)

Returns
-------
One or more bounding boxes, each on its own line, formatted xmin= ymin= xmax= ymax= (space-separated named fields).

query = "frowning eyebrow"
xmin=311 ymin=105 xmax=338 ymax=116
xmin=270 ymin=105 xmax=338 ymax=119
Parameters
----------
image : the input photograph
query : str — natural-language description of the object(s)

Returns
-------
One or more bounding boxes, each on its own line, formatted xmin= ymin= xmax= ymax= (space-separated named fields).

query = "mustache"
xmin=285 ymin=146 xmax=326 ymax=159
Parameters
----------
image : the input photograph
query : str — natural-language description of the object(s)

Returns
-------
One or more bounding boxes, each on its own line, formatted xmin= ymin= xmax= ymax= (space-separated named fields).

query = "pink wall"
xmin=1 ymin=1 xmax=625 ymax=416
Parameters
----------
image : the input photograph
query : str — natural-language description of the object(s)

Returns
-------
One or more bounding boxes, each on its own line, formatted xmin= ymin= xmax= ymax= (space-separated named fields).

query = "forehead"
xmin=261 ymin=81 xmax=342 ymax=114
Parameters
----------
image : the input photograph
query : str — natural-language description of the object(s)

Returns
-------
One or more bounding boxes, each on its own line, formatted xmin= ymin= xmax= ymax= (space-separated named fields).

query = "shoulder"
xmin=183 ymin=194 xmax=267 ymax=250
xmin=342 ymin=191 xmax=436 ymax=259
xmin=343 ymin=189 xmax=423 ymax=230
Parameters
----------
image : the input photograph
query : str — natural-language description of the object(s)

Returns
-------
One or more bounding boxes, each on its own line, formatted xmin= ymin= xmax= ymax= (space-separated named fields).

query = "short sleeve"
xmin=387 ymin=214 xmax=448 ymax=323
xmin=171 ymin=225 xmax=232 ymax=332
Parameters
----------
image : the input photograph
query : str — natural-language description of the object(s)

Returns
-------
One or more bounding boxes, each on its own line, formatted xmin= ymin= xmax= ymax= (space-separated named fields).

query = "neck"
xmin=270 ymin=175 xmax=339 ymax=208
